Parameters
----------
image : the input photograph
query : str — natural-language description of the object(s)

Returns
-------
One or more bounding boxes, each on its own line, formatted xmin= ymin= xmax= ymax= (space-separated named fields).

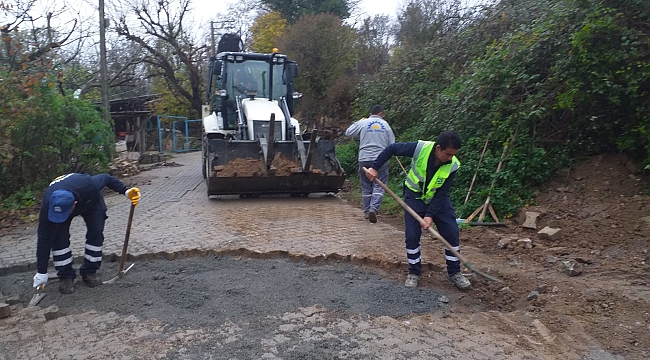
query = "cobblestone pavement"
xmin=0 ymin=151 xmax=410 ymax=274
xmin=0 ymin=152 xmax=608 ymax=359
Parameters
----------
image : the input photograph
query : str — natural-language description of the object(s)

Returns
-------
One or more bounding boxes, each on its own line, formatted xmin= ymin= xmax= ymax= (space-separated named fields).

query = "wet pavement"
xmin=0 ymin=151 xmax=580 ymax=359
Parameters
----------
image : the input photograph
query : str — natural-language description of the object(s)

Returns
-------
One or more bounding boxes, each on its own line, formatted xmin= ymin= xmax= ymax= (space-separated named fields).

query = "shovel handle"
xmin=118 ymin=203 xmax=136 ymax=274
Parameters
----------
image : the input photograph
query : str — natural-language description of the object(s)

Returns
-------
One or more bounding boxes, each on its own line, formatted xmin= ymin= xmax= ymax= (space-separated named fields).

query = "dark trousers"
xmin=52 ymin=204 xmax=107 ymax=279
xmin=358 ymin=161 xmax=388 ymax=214
xmin=403 ymin=188 xmax=461 ymax=276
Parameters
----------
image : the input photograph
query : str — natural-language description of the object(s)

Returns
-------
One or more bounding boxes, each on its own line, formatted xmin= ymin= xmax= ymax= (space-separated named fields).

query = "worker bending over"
xmin=32 ymin=173 xmax=140 ymax=294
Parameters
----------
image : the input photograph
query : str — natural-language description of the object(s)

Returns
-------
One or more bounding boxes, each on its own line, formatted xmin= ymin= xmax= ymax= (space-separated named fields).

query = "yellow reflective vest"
xmin=404 ymin=141 xmax=460 ymax=204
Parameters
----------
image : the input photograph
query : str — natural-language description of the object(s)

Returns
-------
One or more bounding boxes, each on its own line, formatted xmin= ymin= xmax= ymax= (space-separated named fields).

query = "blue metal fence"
xmin=157 ymin=115 xmax=202 ymax=153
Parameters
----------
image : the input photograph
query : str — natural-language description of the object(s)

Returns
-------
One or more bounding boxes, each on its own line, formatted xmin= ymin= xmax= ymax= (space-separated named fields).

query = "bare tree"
xmin=114 ymin=0 xmax=208 ymax=116
xmin=355 ymin=15 xmax=392 ymax=75
xmin=0 ymin=0 xmax=77 ymax=71
xmin=214 ymin=0 xmax=264 ymax=49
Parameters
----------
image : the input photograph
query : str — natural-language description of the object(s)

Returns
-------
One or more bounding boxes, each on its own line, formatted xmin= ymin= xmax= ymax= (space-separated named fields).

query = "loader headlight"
xmin=235 ymin=55 xmax=243 ymax=62
xmin=277 ymin=57 xmax=285 ymax=64
xmin=226 ymin=55 xmax=235 ymax=61
xmin=219 ymin=90 xmax=227 ymax=97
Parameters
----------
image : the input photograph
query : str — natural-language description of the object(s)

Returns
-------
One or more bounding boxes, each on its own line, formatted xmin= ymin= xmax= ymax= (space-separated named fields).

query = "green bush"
xmin=353 ymin=0 xmax=649 ymax=218
xmin=0 ymin=77 xmax=114 ymax=202
xmin=336 ymin=140 xmax=359 ymax=176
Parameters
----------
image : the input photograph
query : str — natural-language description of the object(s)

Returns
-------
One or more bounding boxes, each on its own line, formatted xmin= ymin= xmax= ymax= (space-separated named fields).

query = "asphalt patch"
xmin=0 ymin=256 xmax=442 ymax=329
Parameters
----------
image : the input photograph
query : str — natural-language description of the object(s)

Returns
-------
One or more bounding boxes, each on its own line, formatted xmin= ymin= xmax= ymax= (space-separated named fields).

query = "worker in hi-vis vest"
xmin=365 ymin=131 xmax=471 ymax=290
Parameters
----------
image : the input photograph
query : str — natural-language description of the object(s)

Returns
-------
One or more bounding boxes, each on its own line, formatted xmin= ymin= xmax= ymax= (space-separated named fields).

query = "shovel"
xmin=103 ymin=203 xmax=136 ymax=284
xmin=362 ymin=167 xmax=502 ymax=283
xmin=28 ymin=284 xmax=47 ymax=307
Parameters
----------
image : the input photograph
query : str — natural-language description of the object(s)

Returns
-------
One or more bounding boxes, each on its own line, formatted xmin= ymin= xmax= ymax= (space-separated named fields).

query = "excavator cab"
xmin=201 ymin=34 xmax=345 ymax=197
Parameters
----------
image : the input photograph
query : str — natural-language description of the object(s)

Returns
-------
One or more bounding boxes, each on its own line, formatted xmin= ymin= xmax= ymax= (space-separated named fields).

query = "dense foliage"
xmin=0 ymin=69 xmax=113 ymax=207
xmin=278 ymin=13 xmax=358 ymax=129
xmin=345 ymin=0 xmax=650 ymax=219
xmin=262 ymin=0 xmax=352 ymax=24
xmin=2 ymin=0 xmax=648 ymax=220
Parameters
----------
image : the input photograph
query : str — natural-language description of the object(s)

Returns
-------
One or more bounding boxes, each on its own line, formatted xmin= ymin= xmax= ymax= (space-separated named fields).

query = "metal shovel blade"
xmin=102 ymin=263 xmax=135 ymax=284
xmin=28 ymin=293 xmax=47 ymax=306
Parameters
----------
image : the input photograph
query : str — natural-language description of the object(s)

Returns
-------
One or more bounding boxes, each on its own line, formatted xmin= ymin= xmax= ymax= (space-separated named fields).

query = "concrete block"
xmin=562 ymin=260 xmax=583 ymax=277
xmin=522 ymin=212 xmax=540 ymax=229
xmin=43 ymin=305 xmax=61 ymax=321
xmin=497 ymin=237 xmax=514 ymax=249
xmin=515 ymin=209 xmax=528 ymax=225
xmin=5 ymin=295 xmax=21 ymax=305
xmin=0 ymin=302 xmax=10 ymax=318
xmin=538 ymin=226 xmax=563 ymax=240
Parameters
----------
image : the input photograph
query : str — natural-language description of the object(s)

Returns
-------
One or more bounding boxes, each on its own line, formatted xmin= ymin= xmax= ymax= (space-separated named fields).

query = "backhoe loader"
xmin=201 ymin=34 xmax=346 ymax=197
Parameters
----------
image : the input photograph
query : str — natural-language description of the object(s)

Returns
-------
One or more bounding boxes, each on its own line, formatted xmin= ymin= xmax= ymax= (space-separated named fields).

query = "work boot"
xmin=368 ymin=211 xmax=377 ymax=223
xmin=82 ymin=273 xmax=103 ymax=288
xmin=447 ymin=272 xmax=471 ymax=290
xmin=404 ymin=273 xmax=419 ymax=288
xmin=364 ymin=212 xmax=369 ymax=219
xmin=59 ymin=278 xmax=75 ymax=294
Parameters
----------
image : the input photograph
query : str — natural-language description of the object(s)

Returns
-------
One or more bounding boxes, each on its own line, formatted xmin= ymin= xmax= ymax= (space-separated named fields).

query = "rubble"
xmin=43 ymin=305 xmax=62 ymax=321
xmin=497 ymin=236 xmax=515 ymax=249
xmin=562 ymin=260 xmax=583 ymax=276
xmin=4 ymin=295 xmax=20 ymax=305
xmin=109 ymin=157 xmax=140 ymax=177
xmin=538 ymin=226 xmax=563 ymax=240
xmin=521 ymin=212 xmax=541 ymax=229
xmin=0 ymin=302 xmax=10 ymax=318
xmin=139 ymin=152 xmax=168 ymax=165
xmin=517 ymin=238 xmax=533 ymax=249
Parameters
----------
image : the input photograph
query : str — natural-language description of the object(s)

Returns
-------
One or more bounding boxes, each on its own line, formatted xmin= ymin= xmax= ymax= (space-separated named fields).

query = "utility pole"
xmin=211 ymin=20 xmax=236 ymax=55
xmin=99 ymin=0 xmax=110 ymax=124
xmin=210 ymin=21 xmax=216 ymax=56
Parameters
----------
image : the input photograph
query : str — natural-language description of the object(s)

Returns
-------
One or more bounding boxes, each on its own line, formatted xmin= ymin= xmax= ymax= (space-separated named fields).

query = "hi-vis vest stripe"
xmin=404 ymin=141 xmax=460 ymax=204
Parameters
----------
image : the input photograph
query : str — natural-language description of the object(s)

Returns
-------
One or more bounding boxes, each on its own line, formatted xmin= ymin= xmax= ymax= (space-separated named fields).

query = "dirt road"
xmin=0 ymin=151 xmax=646 ymax=359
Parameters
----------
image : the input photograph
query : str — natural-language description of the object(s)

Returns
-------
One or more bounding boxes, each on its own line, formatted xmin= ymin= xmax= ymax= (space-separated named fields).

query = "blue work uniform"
xmin=36 ymin=173 xmax=128 ymax=279
xmin=371 ymin=142 xmax=461 ymax=276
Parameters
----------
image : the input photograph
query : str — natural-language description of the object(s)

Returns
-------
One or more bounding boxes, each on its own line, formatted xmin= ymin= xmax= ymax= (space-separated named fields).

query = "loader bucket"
xmin=205 ymin=139 xmax=346 ymax=196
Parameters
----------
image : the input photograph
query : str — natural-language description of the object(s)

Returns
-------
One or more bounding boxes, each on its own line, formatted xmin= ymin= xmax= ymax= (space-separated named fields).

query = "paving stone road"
xmin=0 ymin=151 xmax=410 ymax=274
xmin=1 ymin=151 xmax=599 ymax=359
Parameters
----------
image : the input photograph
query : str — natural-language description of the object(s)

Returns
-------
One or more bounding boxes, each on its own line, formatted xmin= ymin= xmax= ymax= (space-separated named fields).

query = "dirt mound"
xmin=436 ymin=153 xmax=650 ymax=357
xmin=216 ymin=153 xmax=307 ymax=177
xmin=346 ymin=153 xmax=649 ymax=357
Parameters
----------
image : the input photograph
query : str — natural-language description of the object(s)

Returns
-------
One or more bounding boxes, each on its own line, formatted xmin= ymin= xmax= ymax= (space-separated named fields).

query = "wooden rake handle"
xmin=118 ymin=202 xmax=136 ymax=274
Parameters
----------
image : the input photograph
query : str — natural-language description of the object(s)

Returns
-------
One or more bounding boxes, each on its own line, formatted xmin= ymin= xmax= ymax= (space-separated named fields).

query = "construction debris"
xmin=538 ymin=226 xmax=563 ymax=240
xmin=139 ymin=151 xmax=168 ymax=164
xmin=521 ymin=211 xmax=541 ymax=229
xmin=4 ymin=295 xmax=20 ymax=305
xmin=562 ymin=260 xmax=584 ymax=276
xmin=43 ymin=305 xmax=62 ymax=321
xmin=0 ymin=302 xmax=10 ymax=318
xmin=109 ymin=157 xmax=140 ymax=177
xmin=497 ymin=236 xmax=517 ymax=249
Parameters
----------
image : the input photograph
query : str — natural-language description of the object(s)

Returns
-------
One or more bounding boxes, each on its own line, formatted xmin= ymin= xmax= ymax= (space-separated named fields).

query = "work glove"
xmin=125 ymin=187 xmax=141 ymax=206
xmin=33 ymin=272 xmax=48 ymax=289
